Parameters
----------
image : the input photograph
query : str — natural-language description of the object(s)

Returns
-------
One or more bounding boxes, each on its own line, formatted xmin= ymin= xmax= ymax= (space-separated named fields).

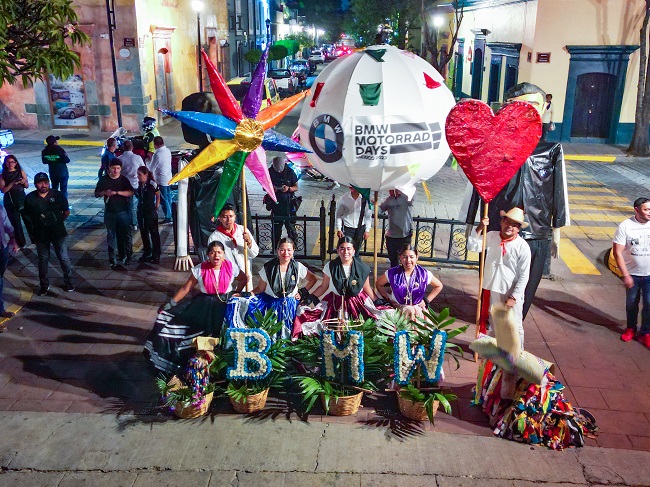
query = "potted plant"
xmin=292 ymin=319 xmax=391 ymax=416
xmin=210 ymin=310 xmax=290 ymax=414
xmin=376 ymin=307 xmax=467 ymax=423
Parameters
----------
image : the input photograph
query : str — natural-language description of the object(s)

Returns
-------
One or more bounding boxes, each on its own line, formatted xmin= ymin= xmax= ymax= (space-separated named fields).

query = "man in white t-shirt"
xmin=613 ymin=197 xmax=650 ymax=348
xmin=118 ymin=140 xmax=144 ymax=228
xmin=148 ymin=136 xmax=172 ymax=222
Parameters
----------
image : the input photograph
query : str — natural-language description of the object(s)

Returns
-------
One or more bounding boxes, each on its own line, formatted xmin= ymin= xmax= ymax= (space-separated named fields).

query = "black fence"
xmin=251 ymin=196 xmax=478 ymax=267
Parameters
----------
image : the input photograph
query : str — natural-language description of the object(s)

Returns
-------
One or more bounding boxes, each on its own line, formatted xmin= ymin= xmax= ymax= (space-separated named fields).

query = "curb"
xmin=0 ymin=270 xmax=32 ymax=326
xmin=15 ymin=138 xmax=105 ymax=147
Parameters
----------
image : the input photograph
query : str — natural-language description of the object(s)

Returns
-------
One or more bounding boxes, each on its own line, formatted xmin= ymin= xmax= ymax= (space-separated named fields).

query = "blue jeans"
xmin=50 ymin=174 xmax=69 ymax=200
xmin=159 ymin=185 xmax=172 ymax=220
xmin=36 ymin=237 xmax=73 ymax=289
xmin=0 ymin=245 xmax=8 ymax=312
xmin=104 ymin=210 xmax=132 ymax=264
xmin=626 ymin=275 xmax=650 ymax=336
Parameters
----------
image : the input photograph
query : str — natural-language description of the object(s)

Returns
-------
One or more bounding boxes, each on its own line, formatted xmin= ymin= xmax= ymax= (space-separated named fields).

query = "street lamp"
xmin=192 ymin=0 xmax=204 ymax=91
xmin=265 ymin=18 xmax=271 ymax=44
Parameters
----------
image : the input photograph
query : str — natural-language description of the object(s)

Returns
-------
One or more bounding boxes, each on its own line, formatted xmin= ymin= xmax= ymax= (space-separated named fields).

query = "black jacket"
xmin=464 ymin=141 xmax=569 ymax=240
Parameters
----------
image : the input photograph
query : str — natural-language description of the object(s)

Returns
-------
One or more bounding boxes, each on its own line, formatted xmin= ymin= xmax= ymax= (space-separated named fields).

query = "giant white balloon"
xmin=298 ymin=45 xmax=456 ymax=194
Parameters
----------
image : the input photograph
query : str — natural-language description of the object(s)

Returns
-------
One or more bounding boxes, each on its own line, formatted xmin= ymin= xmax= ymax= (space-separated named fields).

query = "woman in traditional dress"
xmin=375 ymin=244 xmax=443 ymax=321
xmin=248 ymin=237 xmax=318 ymax=339
xmin=294 ymin=236 xmax=385 ymax=338
xmin=144 ymin=241 xmax=247 ymax=375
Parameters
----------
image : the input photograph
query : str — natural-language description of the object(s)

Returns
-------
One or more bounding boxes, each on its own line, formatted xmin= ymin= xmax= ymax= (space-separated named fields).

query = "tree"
xmin=345 ymin=0 xmax=420 ymax=48
xmin=628 ymin=0 xmax=650 ymax=156
xmin=421 ymin=0 xmax=464 ymax=76
xmin=0 ymin=0 xmax=89 ymax=87
xmin=300 ymin=0 xmax=345 ymax=42
xmin=275 ymin=39 xmax=300 ymax=57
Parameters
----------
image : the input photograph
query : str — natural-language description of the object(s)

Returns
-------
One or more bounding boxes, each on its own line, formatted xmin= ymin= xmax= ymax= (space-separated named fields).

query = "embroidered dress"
xmin=246 ymin=259 xmax=308 ymax=339
xmin=385 ymin=264 xmax=433 ymax=320
xmin=294 ymin=257 xmax=384 ymax=338
xmin=144 ymin=260 xmax=240 ymax=374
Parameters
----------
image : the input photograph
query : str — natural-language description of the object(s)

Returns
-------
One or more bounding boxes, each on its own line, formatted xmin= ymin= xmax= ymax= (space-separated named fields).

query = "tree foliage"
xmin=345 ymin=0 xmax=420 ymax=48
xmin=275 ymin=39 xmax=300 ymax=57
xmin=422 ymin=1 xmax=464 ymax=76
xmin=0 ymin=0 xmax=90 ymax=87
xmin=300 ymin=0 xmax=345 ymax=42
xmin=628 ymin=0 xmax=650 ymax=156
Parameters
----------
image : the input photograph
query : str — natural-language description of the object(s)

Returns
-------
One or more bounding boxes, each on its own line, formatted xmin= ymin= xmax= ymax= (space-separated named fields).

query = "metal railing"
xmin=249 ymin=196 xmax=478 ymax=267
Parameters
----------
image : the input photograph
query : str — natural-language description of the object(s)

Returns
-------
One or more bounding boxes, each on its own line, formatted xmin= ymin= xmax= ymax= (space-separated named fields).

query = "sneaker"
xmin=138 ymin=254 xmax=152 ymax=263
xmin=37 ymin=285 xmax=50 ymax=296
xmin=0 ymin=310 xmax=15 ymax=318
xmin=63 ymin=284 xmax=75 ymax=292
xmin=621 ymin=328 xmax=636 ymax=342
xmin=637 ymin=334 xmax=650 ymax=349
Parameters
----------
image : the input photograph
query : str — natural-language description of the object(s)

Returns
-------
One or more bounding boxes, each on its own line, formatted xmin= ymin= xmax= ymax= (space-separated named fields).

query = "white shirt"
xmin=149 ymin=146 xmax=172 ymax=187
xmin=207 ymin=224 xmax=260 ymax=273
xmin=191 ymin=261 xmax=240 ymax=293
xmin=118 ymin=150 xmax=144 ymax=189
xmin=259 ymin=261 xmax=308 ymax=298
xmin=336 ymin=193 xmax=372 ymax=230
xmin=542 ymin=101 xmax=554 ymax=124
xmin=613 ymin=216 xmax=650 ymax=276
xmin=481 ymin=231 xmax=531 ymax=298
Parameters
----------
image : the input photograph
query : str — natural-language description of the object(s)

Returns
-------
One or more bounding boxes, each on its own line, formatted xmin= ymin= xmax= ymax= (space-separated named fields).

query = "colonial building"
xmin=0 ymin=0 xmax=271 ymax=132
xmin=451 ymin=0 xmax=644 ymax=144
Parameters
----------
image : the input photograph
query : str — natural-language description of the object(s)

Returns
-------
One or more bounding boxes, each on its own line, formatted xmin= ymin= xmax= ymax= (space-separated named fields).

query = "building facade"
xmin=0 ymin=0 xmax=271 ymax=133
xmin=451 ymin=0 xmax=644 ymax=144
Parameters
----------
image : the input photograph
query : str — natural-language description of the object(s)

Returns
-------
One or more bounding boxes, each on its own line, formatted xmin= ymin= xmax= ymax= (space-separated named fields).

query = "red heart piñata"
xmin=445 ymin=99 xmax=541 ymax=203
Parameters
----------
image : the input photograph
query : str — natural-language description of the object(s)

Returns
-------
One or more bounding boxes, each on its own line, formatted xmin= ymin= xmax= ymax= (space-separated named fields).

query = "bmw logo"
xmin=309 ymin=114 xmax=344 ymax=163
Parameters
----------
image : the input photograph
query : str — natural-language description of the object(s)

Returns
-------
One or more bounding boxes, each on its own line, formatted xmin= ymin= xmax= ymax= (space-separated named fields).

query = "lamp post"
xmin=265 ymin=18 xmax=271 ymax=44
xmin=192 ymin=0 xmax=204 ymax=91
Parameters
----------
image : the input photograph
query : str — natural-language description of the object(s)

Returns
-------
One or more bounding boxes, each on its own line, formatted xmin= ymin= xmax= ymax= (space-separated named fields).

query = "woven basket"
xmin=173 ymin=392 xmax=214 ymax=419
xmin=397 ymin=394 xmax=439 ymax=422
xmin=230 ymin=387 xmax=269 ymax=414
xmin=166 ymin=376 xmax=214 ymax=419
xmin=321 ymin=391 xmax=363 ymax=416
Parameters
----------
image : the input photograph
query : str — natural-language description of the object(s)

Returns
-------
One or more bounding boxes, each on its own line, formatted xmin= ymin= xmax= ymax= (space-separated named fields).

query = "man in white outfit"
xmin=118 ymin=140 xmax=144 ymax=228
xmin=476 ymin=207 xmax=531 ymax=347
xmin=148 ymin=136 xmax=173 ymax=222
xmin=207 ymin=204 xmax=259 ymax=289
xmin=335 ymin=187 xmax=373 ymax=251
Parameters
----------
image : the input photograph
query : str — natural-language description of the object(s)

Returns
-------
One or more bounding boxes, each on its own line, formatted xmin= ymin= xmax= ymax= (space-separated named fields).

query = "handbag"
xmin=291 ymin=195 xmax=302 ymax=214
xmin=549 ymin=122 xmax=556 ymax=132
xmin=263 ymin=194 xmax=274 ymax=211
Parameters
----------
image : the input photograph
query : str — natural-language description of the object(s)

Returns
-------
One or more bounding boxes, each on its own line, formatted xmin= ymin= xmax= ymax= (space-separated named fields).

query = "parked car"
xmin=56 ymin=103 xmax=86 ymax=119
xmin=268 ymin=69 xmax=298 ymax=95
xmin=227 ymin=76 xmax=281 ymax=109
xmin=309 ymin=50 xmax=325 ymax=64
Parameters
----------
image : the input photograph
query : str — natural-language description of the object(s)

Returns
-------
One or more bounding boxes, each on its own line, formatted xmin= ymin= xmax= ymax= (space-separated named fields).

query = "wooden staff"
xmin=241 ymin=169 xmax=250 ymax=291
xmin=373 ymin=191 xmax=379 ymax=285
xmin=473 ymin=203 xmax=489 ymax=361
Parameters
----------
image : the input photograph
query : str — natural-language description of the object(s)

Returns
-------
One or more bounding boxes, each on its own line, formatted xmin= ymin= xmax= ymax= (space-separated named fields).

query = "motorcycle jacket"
xmin=464 ymin=141 xmax=569 ymax=240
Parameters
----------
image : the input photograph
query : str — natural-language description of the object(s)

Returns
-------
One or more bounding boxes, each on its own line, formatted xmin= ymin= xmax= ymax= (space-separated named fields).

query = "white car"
xmin=309 ymin=50 xmax=325 ymax=64
xmin=268 ymin=69 xmax=298 ymax=95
